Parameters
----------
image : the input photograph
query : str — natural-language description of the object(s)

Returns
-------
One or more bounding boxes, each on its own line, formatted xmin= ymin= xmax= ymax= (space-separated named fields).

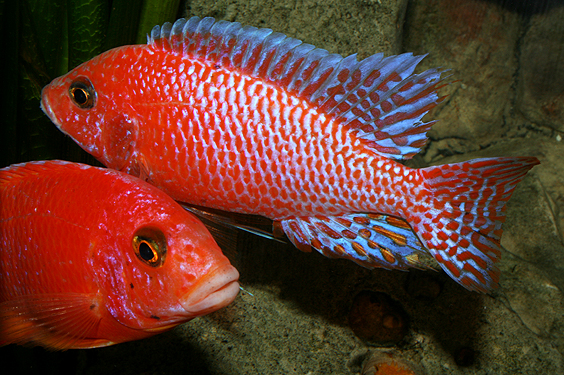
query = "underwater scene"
xmin=1 ymin=0 xmax=564 ymax=373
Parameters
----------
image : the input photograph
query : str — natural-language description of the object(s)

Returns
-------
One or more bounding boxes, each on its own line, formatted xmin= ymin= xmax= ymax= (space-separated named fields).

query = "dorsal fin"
xmin=148 ymin=17 xmax=445 ymax=160
xmin=0 ymin=160 xmax=89 ymax=187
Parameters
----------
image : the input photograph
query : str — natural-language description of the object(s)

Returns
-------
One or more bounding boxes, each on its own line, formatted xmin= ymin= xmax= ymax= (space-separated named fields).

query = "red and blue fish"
xmin=40 ymin=17 xmax=539 ymax=292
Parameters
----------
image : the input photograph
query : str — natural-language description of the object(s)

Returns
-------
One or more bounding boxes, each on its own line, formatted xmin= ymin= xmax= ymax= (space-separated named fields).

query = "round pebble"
xmin=362 ymin=351 xmax=424 ymax=375
xmin=405 ymin=273 xmax=442 ymax=301
xmin=454 ymin=347 xmax=476 ymax=367
xmin=349 ymin=291 xmax=408 ymax=345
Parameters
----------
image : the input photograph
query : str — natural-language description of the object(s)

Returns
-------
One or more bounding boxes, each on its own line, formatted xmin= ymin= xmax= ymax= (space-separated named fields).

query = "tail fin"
xmin=412 ymin=157 xmax=539 ymax=292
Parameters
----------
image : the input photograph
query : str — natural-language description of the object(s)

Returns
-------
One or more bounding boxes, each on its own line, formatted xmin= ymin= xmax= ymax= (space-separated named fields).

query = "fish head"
xmin=92 ymin=176 xmax=240 ymax=333
xmin=40 ymin=46 xmax=144 ymax=174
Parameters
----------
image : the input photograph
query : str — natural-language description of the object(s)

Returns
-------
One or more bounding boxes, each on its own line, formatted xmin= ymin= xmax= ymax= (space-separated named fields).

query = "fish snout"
xmin=40 ymin=85 xmax=60 ymax=127
xmin=180 ymin=265 xmax=240 ymax=317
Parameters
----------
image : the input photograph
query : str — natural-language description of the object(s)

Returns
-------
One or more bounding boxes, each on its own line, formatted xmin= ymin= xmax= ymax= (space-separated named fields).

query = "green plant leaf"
xmin=136 ymin=0 xmax=182 ymax=44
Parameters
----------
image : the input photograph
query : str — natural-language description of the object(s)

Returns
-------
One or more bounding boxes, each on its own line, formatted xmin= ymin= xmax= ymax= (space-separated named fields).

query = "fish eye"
xmin=69 ymin=78 xmax=95 ymax=109
xmin=132 ymin=228 xmax=167 ymax=267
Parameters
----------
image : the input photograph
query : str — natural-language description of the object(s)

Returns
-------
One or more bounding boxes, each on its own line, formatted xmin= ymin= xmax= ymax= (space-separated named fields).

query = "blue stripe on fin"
xmin=280 ymin=213 xmax=435 ymax=271
xmin=148 ymin=17 xmax=446 ymax=160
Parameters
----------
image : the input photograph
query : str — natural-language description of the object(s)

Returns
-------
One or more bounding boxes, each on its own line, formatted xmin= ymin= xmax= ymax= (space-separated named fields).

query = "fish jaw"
xmin=179 ymin=265 xmax=240 ymax=317
xmin=39 ymin=89 xmax=59 ymax=128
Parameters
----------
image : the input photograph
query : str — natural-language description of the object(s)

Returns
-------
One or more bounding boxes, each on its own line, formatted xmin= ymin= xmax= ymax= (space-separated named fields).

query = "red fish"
xmin=0 ymin=160 xmax=239 ymax=349
xmin=41 ymin=17 xmax=539 ymax=292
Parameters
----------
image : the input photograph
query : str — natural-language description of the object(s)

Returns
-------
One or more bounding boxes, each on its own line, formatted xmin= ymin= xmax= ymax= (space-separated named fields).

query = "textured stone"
xmin=404 ymin=0 xmax=521 ymax=158
xmin=516 ymin=6 xmax=564 ymax=132
xmin=348 ymin=291 xmax=409 ymax=345
xmin=186 ymin=0 xmax=409 ymax=57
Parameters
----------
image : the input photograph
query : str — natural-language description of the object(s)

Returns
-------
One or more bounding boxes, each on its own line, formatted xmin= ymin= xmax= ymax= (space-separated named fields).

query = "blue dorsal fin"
xmin=148 ymin=17 xmax=445 ymax=160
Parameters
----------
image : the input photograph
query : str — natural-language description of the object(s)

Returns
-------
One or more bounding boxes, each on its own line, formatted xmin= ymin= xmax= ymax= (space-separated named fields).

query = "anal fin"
xmin=279 ymin=213 xmax=436 ymax=270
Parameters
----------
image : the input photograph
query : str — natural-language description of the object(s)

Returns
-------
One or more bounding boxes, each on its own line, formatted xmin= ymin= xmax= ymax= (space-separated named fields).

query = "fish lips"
xmin=180 ymin=265 xmax=240 ymax=317
xmin=40 ymin=88 xmax=63 ymax=133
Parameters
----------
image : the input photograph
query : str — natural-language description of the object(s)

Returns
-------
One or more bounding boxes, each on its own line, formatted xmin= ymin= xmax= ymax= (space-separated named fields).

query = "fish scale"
xmin=41 ymin=16 xmax=539 ymax=292
xmin=0 ymin=160 xmax=239 ymax=349
xmin=132 ymin=52 xmax=409 ymax=219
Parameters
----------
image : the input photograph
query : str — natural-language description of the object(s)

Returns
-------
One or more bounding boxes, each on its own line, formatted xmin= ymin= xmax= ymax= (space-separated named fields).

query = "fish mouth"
xmin=40 ymin=87 xmax=60 ymax=127
xmin=180 ymin=265 xmax=240 ymax=317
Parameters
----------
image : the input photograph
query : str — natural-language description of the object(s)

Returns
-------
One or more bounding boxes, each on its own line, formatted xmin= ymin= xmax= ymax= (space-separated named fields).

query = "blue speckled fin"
xmin=148 ymin=17 xmax=445 ymax=160
xmin=413 ymin=156 xmax=539 ymax=293
xmin=279 ymin=213 xmax=435 ymax=270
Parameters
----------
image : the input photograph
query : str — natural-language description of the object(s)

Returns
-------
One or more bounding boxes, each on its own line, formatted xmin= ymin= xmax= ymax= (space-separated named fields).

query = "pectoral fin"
xmin=0 ymin=293 xmax=111 ymax=350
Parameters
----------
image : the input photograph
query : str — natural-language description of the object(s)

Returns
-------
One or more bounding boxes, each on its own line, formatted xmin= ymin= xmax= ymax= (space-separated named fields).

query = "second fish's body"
xmin=41 ymin=17 xmax=539 ymax=292
xmin=0 ymin=160 xmax=239 ymax=349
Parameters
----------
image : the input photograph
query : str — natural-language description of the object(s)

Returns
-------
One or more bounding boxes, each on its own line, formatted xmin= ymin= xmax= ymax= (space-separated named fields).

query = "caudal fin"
xmin=412 ymin=157 xmax=539 ymax=292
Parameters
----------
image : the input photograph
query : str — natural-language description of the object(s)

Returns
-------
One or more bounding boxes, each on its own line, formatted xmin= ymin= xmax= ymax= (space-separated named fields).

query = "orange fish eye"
xmin=69 ymin=78 xmax=95 ymax=109
xmin=132 ymin=228 xmax=167 ymax=267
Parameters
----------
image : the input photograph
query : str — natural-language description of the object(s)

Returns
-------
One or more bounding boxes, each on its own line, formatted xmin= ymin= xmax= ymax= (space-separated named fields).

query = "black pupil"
xmin=73 ymin=88 xmax=88 ymax=104
xmin=139 ymin=241 xmax=155 ymax=261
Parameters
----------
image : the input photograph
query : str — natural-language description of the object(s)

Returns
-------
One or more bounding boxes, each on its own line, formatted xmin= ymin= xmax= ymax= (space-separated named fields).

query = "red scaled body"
xmin=0 ymin=161 xmax=239 ymax=349
xmin=41 ymin=17 xmax=538 ymax=292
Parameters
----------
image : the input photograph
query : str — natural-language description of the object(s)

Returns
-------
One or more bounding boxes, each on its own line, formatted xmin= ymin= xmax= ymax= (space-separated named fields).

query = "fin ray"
xmin=280 ymin=213 xmax=435 ymax=270
xmin=0 ymin=160 xmax=90 ymax=187
xmin=181 ymin=204 xmax=287 ymax=258
xmin=148 ymin=17 xmax=445 ymax=160
xmin=0 ymin=293 xmax=107 ymax=350
xmin=413 ymin=157 xmax=540 ymax=292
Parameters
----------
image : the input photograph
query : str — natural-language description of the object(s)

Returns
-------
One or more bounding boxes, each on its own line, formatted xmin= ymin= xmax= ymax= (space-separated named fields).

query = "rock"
xmin=186 ymin=0 xmax=409 ymax=57
xmin=362 ymin=350 xmax=425 ymax=375
xmin=348 ymin=291 xmax=409 ymax=346
xmin=405 ymin=272 xmax=443 ymax=301
xmin=516 ymin=6 xmax=564 ymax=133
xmin=404 ymin=0 xmax=522 ymax=151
